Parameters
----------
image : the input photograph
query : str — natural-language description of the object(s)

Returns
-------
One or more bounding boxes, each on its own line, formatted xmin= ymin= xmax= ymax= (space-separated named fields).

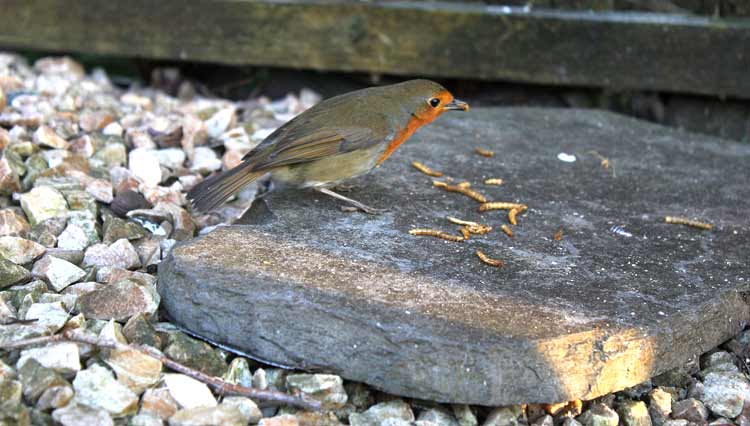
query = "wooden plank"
xmin=0 ymin=0 xmax=749 ymax=98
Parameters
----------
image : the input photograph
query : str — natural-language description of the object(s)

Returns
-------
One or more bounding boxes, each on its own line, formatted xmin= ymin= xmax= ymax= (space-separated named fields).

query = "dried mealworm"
xmin=447 ymin=217 xmax=491 ymax=235
xmin=484 ymin=178 xmax=504 ymax=185
xmin=508 ymin=207 xmax=527 ymax=225
xmin=475 ymin=148 xmax=494 ymax=157
xmin=500 ymin=224 xmax=514 ymax=237
xmin=588 ymin=150 xmax=615 ymax=177
xmin=479 ymin=202 xmax=527 ymax=212
xmin=447 ymin=216 xmax=480 ymax=227
xmin=411 ymin=161 xmax=443 ymax=177
xmin=456 ymin=181 xmax=472 ymax=189
xmin=409 ymin=228 xmax=465 ymax=242
xmin=433 ymin=181 xmax=488 ymax=203
xmin=459 ymin=227 xmax=471 ymax=240
xmin=553 ymin=227 xmax=563 ymax=241
xmin=664 ymin=216 xmax=713 ymax=230
xmin=476 ymin=250 xmax=504 ymax=267
xmin=468 ymin=224 xmax=492 ymax=235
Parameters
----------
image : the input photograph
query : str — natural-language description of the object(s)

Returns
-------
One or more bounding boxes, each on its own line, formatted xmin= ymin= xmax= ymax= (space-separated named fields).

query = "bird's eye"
xmin=429 ymin=98 xmax=440 ymax=108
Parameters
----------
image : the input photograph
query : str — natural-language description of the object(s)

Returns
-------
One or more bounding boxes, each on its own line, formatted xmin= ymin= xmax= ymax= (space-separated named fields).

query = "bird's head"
xmin=396 ymin=79 xmax=469 ymax=125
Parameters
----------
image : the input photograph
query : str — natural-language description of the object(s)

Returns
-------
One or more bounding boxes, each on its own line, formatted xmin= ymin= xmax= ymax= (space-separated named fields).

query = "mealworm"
xmin=508 ymin=205 xmax=528 ymax=225
xmin=476 ymin=250 xmax=504 ymax=267
xmin=409 ymin=228 xmax=465 ymax=242
xmin=411 ymin=161 xmax=443 ymax=177
xmin=500 ymin=224 xmax=513 ymax=237
xmin=468 ymin=224 xmax=492 ymax=235
xmin=433 ymin=181 xmax=487 ymax=203
xmin=475 ymin=148 xmax=494 ymax=157
xmin=446 ymin=217 xmax=491 ymax=234
xmin=588 ymin=150 xmax=615 ymax=177
xmin=459 ymin=227 xmax=471 ymax=240
xmin=479 ymin=202 xmax=527 ymax=212
xmin=447 ymin=216 xmax=479 ymax=227
xmin=484 ymin=178 xmax=504 ymax=185
xmin=665 ymin=216 xmax=713 ymax=230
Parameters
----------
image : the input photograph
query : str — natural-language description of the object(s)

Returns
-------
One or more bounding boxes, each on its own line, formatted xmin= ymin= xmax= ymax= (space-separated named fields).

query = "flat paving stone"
xmin=158 ymin=108 xmax=750 ymax=405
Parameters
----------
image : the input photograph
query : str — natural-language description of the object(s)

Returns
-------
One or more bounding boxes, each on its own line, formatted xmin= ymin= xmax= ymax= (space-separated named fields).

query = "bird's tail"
xmin=187 ymin=161 xmax=264 ymax=213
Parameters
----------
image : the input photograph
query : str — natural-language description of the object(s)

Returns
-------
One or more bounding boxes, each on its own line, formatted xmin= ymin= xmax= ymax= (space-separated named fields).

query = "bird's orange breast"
xmin=376 ymin=115 xmax=432 ymax=166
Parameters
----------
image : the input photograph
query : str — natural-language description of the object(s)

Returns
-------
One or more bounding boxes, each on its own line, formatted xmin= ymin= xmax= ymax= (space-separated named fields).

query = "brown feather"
xmin=188 ymin=162 xmax=263 ymax=212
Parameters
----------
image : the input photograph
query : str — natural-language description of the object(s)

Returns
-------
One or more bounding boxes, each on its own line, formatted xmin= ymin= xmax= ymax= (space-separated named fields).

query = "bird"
xmin=188 ymin=79 xmax=469 ymax=214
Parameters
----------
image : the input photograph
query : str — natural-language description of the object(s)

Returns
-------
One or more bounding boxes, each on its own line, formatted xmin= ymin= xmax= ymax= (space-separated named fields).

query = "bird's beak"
xmin=444 ymin=98 xmax=469 ymax=111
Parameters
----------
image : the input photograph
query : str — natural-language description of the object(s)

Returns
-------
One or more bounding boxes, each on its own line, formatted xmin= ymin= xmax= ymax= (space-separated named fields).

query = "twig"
xmin=0 ymin=333 xmax=65 ymax=350
xmin=0 ymin=330 xmax=321 ymax=411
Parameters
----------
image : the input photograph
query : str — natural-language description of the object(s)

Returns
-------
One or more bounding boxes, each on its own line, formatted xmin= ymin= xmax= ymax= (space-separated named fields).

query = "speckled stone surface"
xmin=158 ymin=108 xmax=750 ymax=405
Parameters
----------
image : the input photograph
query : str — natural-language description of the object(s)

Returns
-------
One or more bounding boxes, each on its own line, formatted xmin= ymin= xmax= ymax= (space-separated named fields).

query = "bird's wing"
xmin=243 ymin=125 xmax=382 ymax=171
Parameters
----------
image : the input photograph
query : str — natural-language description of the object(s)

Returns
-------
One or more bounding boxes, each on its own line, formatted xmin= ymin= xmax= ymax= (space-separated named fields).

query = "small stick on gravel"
xmin=476 ymin=250 xmax=504 ymax=267
xmin=665 ymin=216 xmax=713 ymax=230
xmin=475 ymin=148 xmax=494 ymax=157
xmin=0 ymin=330 xmax=321 ymax=411
xmin=500 ymin=224 xmax=513 ymax=237
xmin=553 ymin=227 xmax=564 ymax=241
xmin=409 ymin=228 xmax=465 ymax=242
xmin=484 ymin=178 xmax=504 ymax=185
xmin=411 ymin=161 xmax=443 ymax=177
xmin=433 ymin=181 xmax=488 ymax=203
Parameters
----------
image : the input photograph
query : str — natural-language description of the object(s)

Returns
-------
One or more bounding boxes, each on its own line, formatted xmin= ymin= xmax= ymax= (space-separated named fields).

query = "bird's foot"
xmin=255 ymin=176 xmax=274 ymax=198
xmin=341 ymin=204 xmax=389 ymax=215
xmin=332 ymin=183 xmax=360 ymax=193
xmin=316 ymin=187 xmax=388 ymax=215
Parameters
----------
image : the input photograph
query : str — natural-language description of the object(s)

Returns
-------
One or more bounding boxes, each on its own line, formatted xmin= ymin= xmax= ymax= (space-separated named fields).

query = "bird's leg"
xmin=315 ymin=187 xmax=388 ymax=215
xmin=332 ymin=183 xmax=359 ymax=193
xmin=255 ymin=175 xmax=274 ymax=198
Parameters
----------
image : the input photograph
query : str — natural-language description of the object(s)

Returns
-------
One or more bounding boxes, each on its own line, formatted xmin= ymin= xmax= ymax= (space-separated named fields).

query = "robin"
xmin=188 ymin=79 xmax=469 ymax=214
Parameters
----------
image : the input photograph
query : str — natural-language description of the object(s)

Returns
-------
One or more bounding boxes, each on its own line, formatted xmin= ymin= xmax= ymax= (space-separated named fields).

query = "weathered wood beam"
xmin=0 ymin=0 xmax=749 ymax=99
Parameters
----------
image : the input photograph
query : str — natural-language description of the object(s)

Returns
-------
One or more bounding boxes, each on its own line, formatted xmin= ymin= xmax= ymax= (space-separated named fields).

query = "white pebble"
xmin=128 ymin=148 xmax=162 ymax=187
xmin=557 ymin=153 xmax=577 ymax=162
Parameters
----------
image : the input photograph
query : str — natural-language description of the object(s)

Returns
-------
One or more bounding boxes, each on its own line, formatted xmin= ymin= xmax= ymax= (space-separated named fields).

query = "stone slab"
xmin=158 ymin=108 xmax=750 ymax=405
